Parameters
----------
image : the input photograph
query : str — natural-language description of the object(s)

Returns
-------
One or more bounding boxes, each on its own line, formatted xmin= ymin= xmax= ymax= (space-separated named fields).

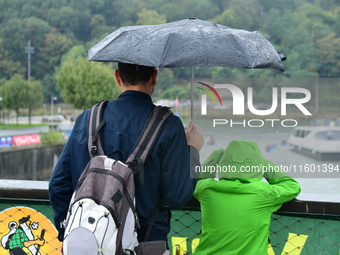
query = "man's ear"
xmin=114 ymin=70 xmax=123 ymax=87
xmin=151 ymin=69 xmax=158 ymax=87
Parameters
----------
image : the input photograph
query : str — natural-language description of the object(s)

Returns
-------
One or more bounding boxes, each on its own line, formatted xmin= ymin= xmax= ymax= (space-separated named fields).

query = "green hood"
xmin=200 ymin=140 xmax=275 ymax=182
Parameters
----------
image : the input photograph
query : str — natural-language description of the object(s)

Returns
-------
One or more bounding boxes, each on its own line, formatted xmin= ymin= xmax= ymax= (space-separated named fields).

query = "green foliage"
xmin=0 ymin=78 xmax=5 ymax=87
xmin=46 ymin=6 xmax=92 ymax=41
xmin=315 ymin=33 xmax=340 ymax=77
xmin=0 ymin=74 xmax=43 ymax=124
xmin=2 ymin=75 xmax=30 ymax=123
xmin=160 ymin=85 xmax=191 ymax=100
xmin=56 ymin=49 xmax=119 ymax=109
xmin=155 ymin=68 xmax=175 ymax=95
xmin=41 ymin=74 xmax=58 ymax=103
xmin=0 ymin=38 xmax=25 ymax=79
xmin=27 ymin=79 xmax=44 ymax=123
xmin=213 ymin=0 xmax=261 ymax=30
xmin=1 ymin=19 xmax=27 ymax=64
xmin=137 ymin=9 xmax=166 ymax=25
xmin=40 ymin=130 xmax=66 ymax=145
xmin=61 ymin=45 xmax=87 ymax=63
xmin=90 ymin=14 xmax=112 ymax=40
xmin=148 ymin=0 xmax=221 ymax=22
xmin=2 ymin=75 xmax=43 ymax=117
xmin=0 ymin=16 xmax=52 ymax=80
xmin=37 ymin=28 xmax=73 ymax=76
xmin=0 ymin=123 xmax=47 ymax=129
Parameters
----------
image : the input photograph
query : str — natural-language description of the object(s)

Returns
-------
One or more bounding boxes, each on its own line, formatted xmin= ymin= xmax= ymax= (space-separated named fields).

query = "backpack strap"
xmin=126 ymin=106 xmax=172 ymax=242
xmin=126 ymin=106 xmax=173 ymax=184
xmin=87 ymin=100 xmax=108 ymax=158
xmin=144 ymin=194 xmax=160 ymax=242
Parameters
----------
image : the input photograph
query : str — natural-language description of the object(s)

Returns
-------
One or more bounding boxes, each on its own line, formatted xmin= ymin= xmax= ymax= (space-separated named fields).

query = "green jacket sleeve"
xmin=199 ymin=148 xmax=224 ymax=179
xmin=265 ymin=172 xmax=301 ymax=206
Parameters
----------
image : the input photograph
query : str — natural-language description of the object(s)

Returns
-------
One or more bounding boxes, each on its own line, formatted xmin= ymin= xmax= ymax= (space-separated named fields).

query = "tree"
xmin=21 ymin=16 xmax=52 ymax=63
xmin=56 ymin=54 xmax=119 ymax=109
xmin=261 ymin=9 xmax=295 ymax=45
xmin=60 ymin=45 xmax=87 ymax=63
xmin=149 ymin=0 xmax=221 ymax=23
xmin=26 ymin=79 xmax=43 ymax=124
xmin=0 ymin=0 xmax=24 ymax=21
xmin=0 ymin=17 xmax=51 ymax=80
xmin=154 ymin=2 xmax=182 ymax=22
xmin=333 ymin=7 xmax=340 ymax=35
xmin=212 ymin=0 xmax=262 ymax=30
xmin=213 ymin=9 xmax=245 ymax=29
xmin=0 ymin=81 xmax=4 ymax=122
xmin=0 ymin=38 xmax=25 ymax=79
xmin=154 ymin=68 xmax=174 ymax=96
xmin=160 ymin=85 xmax=191 ymax=100
xmin=42 ymin=74 xmax=58 ymax=104
xmin=111 ymin=0 xmax=139 ymax=26
xmin=136 ymin=9 xmax=166 ymax=25
xmin=46 ymin=6 xmax=91 ymax=42
xmin=2 ymin=75 xmax=30 ymax=124
xmin=315 ymin=33 xmax=340 ymax=77
xmin=38 ymin=28 xmax=73 ymax=76
xmin=90 ymin=14 xmax=112 ymax=41
xmin=258 ymin=0 xmax=301 ymax=12
xmin=0 ymin=18 xmax=26 ymax=64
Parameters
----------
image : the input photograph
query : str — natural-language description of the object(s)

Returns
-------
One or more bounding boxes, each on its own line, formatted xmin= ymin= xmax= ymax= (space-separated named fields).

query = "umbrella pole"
xmin=190 ymin=66 xmax=194 ymax=120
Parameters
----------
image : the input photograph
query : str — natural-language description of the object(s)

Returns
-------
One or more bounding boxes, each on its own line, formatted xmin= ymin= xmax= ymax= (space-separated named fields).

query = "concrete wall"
xmin=0 ymin=144 xmax=65 ymax=180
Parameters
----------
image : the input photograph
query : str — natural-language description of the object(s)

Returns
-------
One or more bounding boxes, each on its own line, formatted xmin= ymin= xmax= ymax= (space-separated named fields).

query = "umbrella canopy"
xmin=88 ymin=18 xmax=285 ymax=72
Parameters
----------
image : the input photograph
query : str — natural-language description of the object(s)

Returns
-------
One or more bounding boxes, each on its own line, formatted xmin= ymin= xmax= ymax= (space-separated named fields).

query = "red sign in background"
xmin=12 ymin=134 xmax=41 ymax=146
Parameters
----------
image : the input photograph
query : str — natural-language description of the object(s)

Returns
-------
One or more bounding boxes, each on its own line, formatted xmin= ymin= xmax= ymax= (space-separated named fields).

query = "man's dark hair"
xmin=118 ymin=63 xmax=155 ymax=86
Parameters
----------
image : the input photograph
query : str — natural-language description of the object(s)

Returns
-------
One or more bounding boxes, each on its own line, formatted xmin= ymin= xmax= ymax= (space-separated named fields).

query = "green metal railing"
xmin=0 ymin=180 xmax=339 ymax=255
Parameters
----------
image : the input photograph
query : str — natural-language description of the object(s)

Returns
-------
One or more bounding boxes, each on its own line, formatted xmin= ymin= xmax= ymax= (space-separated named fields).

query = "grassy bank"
xmin=0 ymin=123 xmax=49 ymax=130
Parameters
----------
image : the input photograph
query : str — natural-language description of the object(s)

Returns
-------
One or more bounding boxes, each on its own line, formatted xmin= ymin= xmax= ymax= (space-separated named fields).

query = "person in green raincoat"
xmin=193 ymin=140 xmax=301 ymax=255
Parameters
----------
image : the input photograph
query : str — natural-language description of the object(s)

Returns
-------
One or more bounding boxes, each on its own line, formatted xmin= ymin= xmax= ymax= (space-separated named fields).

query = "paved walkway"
xmin=0 ymin=126 xmax=50 ymax=137
xmin=0 ymin=115 xmax=74 ymax=137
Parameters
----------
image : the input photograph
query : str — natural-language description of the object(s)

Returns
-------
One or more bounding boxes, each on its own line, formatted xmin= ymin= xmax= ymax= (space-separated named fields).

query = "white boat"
xmin=288 ymin=126 xmax=340 ymax=160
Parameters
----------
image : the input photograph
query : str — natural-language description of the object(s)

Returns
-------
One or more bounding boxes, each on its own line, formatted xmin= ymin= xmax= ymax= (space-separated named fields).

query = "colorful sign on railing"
xmin=12 ymin=134 xmax=40 ymax=146
xmin=0 ymin=206 xmax=61 ymax=254
xmin=0 ymin=136 xmax=12 ymax=148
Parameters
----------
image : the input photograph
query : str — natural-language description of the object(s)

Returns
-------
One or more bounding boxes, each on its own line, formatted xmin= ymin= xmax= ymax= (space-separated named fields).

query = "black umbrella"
xmin=88 ymin=18 xmax=285 ymax=116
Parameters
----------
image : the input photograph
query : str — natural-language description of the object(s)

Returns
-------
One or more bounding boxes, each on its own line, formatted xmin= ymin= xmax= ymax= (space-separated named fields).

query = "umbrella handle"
xmin=190 ymin=66 xmax=194 ymax=120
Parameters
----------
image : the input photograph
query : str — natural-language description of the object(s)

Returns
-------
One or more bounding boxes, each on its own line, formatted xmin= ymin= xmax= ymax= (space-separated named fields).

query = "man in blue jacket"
xmin=48 ymin=63 xmax=204 ymax=254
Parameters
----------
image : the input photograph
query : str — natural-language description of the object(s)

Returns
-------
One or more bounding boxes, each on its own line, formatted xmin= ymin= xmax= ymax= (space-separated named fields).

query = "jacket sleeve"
xmin=48 ymin=141 xmax=73 ymax=241
xmin=265 ymin=172 xmax=301 ymax=206
xmin=198 ymin=148 xmax=224 ymax=179
xmin=160 ymin=117 xmax=200 ymax=209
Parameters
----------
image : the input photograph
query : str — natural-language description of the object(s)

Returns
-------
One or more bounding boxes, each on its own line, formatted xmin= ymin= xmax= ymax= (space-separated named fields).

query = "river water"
xmin=192 ymin=118 xmax=340 ymax=197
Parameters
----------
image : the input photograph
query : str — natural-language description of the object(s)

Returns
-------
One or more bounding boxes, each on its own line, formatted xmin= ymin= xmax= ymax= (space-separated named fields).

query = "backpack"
xmin=62 ymin=100 xmax=172 ymax=255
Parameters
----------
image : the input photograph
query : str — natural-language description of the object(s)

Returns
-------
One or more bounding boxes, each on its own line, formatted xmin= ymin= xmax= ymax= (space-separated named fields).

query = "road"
xmin=0 ymin=115 xmax=74 ymax=137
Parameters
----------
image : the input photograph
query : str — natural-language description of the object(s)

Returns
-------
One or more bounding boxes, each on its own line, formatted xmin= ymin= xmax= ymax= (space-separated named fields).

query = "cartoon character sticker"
xmin=0 ymin=207 xmax=61 ymax=255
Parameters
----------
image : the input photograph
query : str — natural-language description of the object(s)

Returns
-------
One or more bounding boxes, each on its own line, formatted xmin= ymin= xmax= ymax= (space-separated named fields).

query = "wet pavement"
xmin=0 ymin=115 xmax=74 ymax=137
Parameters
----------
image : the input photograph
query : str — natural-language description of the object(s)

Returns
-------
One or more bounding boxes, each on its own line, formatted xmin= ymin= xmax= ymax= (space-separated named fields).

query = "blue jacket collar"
xmin=118 ymin=90 xmax=152 ymax=102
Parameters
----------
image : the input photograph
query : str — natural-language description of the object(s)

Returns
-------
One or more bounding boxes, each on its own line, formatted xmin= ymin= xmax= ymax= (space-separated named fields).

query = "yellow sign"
xmin=172 ymin=233 xmax=309 ymax=254
xmin=0 ymin=206 xmax=62 ymax=255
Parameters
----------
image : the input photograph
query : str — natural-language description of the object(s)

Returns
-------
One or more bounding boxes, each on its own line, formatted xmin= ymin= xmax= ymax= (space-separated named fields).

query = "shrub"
xmin=40 ymin=131 xmax=66 ymax=145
